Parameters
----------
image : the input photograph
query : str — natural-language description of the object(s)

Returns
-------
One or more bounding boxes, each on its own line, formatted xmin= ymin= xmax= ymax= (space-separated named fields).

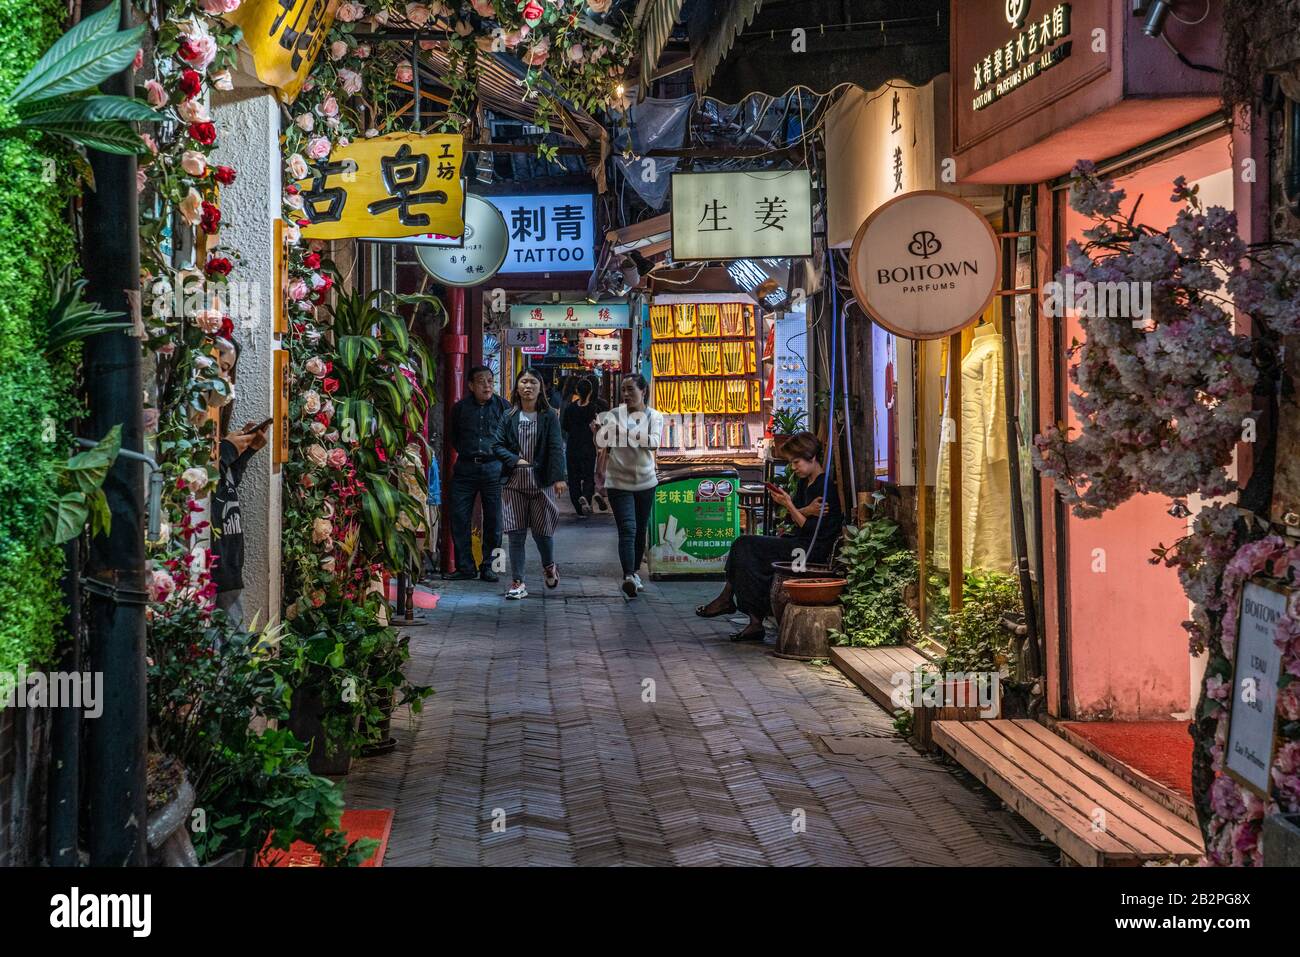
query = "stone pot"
xmin=147 ymin=775 xmax=198 ymax=867
xmin=769 ymin=560 xmax=836 ymax=625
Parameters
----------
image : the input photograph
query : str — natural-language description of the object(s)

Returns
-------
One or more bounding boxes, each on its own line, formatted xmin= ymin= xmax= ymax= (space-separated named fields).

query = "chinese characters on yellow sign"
xmin=296 ymin=132 xmax=466 ymax=241
xmin=225 ymin=0 xmax=339 ymax=103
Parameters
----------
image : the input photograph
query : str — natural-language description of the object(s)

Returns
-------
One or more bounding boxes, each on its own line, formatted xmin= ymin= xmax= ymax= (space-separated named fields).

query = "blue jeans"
xmin=508 ymin=530 xmax=554 ymax=583
xmin=607 ymin=487 xmax=654 ymax=576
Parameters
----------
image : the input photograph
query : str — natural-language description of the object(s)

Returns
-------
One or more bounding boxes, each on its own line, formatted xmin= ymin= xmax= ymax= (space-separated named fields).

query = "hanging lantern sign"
xmin=415 ymin=194 xmax=510 ymax=287
xmin=848 ymin=190 xmax=1001 ymax=341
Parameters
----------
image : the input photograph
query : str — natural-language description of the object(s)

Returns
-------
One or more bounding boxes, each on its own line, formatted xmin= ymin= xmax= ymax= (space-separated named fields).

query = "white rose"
xmin=302 ymin=390 xmax=321 ymax=414
xmin=181 ymin=466 xmax=208 ymax=493
xmin=288 ymin=153 xmax=308 ymax=179
xmin=295 ymin=112 xmax=315 ymax=132
xmin=178 ymin=99 xmax=210 ymax=123
xmin=179 ymin=187 xmax=204 ymax=225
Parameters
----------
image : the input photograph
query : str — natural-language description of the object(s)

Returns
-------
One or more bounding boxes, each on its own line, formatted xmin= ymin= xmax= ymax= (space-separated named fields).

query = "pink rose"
xmin=326 ymin=448 xmax=348 ymax=469
xmin=405 ymin=2 xmax=430 ymax=26
xmin=288 ymin=153 xmax=308 ymax=179
xmin=311 ymin=517 xmax=333 ymax=542
xmin=181 ymin=466 xmax=209 ymax=493
xmin=302 ymin=390 xmax=321 ymax=414
xmin=306 ymin=445 xmax=328 ymax=468
xmin=211 ymin=69 xmax=234 ymax=91
xmin=523 ymin=36 xmax=550 ymax=67
xmin=587 ymin=0 xmax=612 ymax=12
xmin=338 ymin=68 xmax=363 ymax=95
xmin=182 ymin=150 xmax=207 ymax=176
xmin=146 ymin=79 xmax=167 ymax=108
xmin=305 ymin=356 xmax=327 ymax=376
xmin=201 ymin=0 xmax=241 ymax=12
xmin=470 ymin=0 xmax=494 ymax=15
xmin=149 ymin=569 xmax=176 ymax=602
xmin=566 ymin=43 xmax=585 ymax=63
xmin=179 ymin=98 xmax=210 ymax=123
xmin=310 ymin=420 xmax=326 ymax=435
xmin=295 ymin=111 xmax=315 ymax=132
xmin=179 ymin=187 xmax=204 ymax=225
xmin=320 ymin=95 xmax=339 ymax=117
xmin=355 ymin=44 xmax=371 ymax=59
xmin=335 ymin=1 xmax=365 ymax=22
xmin=288 ymin=278 xmax=309 ymax=301
xmin=181 ymin=34 xmax=217 ymax=71
xmin=330 ymin=40 xmax=348 ymax=61
xmin=394 ymin=62 xmax=413 ymax=84
xmin=306 ymin=136 xmax=332 ymax=160
xmin=195 ymin=309 xmax=224 ymax=334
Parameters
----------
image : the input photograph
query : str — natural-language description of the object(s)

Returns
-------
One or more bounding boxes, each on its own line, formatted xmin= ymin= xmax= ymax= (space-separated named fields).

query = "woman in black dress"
xmin=696 ymin=432 xmax=843 ymax=641
xmin=560 ymin=377 xmax=605 ymax=516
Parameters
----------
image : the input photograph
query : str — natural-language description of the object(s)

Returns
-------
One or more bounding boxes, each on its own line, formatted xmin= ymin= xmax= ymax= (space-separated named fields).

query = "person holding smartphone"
xmin=695 ymin=431 xmax=842 ymax=641
xmin=211 ymin=340 xmax=270 ymax=627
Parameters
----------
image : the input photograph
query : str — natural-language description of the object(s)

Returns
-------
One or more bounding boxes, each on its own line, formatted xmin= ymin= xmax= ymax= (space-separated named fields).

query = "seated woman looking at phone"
xmin=696 ymin=431 xmax=843 ymax=641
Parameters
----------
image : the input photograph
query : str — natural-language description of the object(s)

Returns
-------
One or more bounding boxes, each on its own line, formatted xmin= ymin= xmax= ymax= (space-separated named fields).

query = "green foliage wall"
xmin=0 ymin=0 xmax=77 ymax=679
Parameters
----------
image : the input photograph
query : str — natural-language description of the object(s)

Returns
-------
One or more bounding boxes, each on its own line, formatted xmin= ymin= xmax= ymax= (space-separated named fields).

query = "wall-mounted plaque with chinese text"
xmin=225 ymin=0 xmax=339 ymax=103
xmin=297 ymin=132 xmax=465 ymax=241
xmin=273 ymin=348 xmax=289 ymax=469
xmin=508 ymin=302 xmax=631 ymax=330
xmin=670 ymin=170 xmax=813 ymax=261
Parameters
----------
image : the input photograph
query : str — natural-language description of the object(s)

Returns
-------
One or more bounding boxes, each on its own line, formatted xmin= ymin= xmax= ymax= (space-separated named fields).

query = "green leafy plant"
xmin=42 ymin=263 xmax=130 ymax=358
xmin=278 ymin=597 xmax=433 ymax=762
xmin=148 ymin=598 xmax=375 ymax=866
xmin=1 ymin=0 xmax=157 ymax=155
xmin=939 ymin=571 xmax=1022 ymax=674
xmin=829 ymin=518 xmax=918 ymax=647
xmin=42 ymin=425 xmax=120 ymax=545
xmin=771 ymin=407 xmax=808 ymax=436
xmin=328 ymin=289 xmax=439 ymax=575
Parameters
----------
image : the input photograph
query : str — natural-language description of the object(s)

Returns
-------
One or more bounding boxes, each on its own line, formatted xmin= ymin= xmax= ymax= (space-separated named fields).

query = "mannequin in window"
xmin=933 ymin=321 xmax=1014 ymax=575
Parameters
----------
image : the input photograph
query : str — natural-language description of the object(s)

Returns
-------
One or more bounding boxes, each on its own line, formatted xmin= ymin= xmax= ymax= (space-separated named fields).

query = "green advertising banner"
xmin=647 ymin=474 xmax=740 ymax=577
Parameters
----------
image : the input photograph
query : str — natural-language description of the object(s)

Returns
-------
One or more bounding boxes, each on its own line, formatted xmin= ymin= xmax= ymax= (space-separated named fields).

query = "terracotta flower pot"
xmin=782 ymin=577 xmax=847 ymax=606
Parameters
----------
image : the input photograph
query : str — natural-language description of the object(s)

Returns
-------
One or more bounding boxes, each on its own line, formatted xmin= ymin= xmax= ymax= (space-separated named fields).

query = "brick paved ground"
xmin=345 ymin=511 xmax=1055 ymax=866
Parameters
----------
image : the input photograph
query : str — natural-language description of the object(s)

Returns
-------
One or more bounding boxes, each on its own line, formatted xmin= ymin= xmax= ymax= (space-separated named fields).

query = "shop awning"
xmin=634 ymin=0 xmax=689 ymax=94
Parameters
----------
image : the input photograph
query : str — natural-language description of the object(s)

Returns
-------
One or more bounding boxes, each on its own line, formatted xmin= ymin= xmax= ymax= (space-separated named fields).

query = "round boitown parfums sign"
xmin=848 ymin=191 xmax=1001 ymax=340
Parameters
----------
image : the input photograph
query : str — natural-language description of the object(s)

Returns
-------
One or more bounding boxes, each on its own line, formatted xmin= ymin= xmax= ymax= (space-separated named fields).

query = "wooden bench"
xmin=830 ymin=645 xmax=931 ymax=714
xmin=932 ymin=718 xmax=1204 ymax=867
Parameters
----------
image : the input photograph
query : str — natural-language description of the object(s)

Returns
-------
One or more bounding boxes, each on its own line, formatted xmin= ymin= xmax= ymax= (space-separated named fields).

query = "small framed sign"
xmin=1225 ymin=577 xmax=1287 ymax=796
xmin=273 ymin=348 xmax=290 ymax=471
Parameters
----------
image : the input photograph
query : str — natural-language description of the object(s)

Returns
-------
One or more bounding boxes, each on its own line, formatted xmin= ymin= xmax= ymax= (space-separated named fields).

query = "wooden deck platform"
xmin=933 ymin=719 xmax=1204 ymax=866
xmin=830 ymin=645 xmax=931 ymax=714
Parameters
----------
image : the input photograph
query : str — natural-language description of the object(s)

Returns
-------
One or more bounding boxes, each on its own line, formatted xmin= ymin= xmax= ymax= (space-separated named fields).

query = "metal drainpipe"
xmin=48 ymin=538 xmax=80 ymax=867
xmin=441 ymin=288 xmax=468 ymax=571
xmin=80 ymin=0 xmax=148 ymax=866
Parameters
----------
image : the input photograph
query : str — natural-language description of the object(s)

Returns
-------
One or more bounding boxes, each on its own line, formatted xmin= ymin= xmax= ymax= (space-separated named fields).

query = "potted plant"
xmin=770 ymin=407 xmax=808 ymax=460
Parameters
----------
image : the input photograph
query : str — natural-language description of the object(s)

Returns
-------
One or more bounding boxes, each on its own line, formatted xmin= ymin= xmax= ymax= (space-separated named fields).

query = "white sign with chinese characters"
xmin=670 ymin=170 xmax=813 ymax=261
xmin=492 ymin=193 xmax=595 ymax=274
xmin=413 ymin=194 xmax=509 ymax=287
xmin=580 ymin=330 xmax=623 ymax=363
xmin=1226 ymin=579 xmax=1286 ymax=796
xmin=972 ymin=2 xmax=1072 ymax=111
xmin=509 ymin=302 xmax=631 ymax=330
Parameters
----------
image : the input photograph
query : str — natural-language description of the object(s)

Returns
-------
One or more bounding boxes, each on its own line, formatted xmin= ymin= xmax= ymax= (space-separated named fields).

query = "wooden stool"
xmin=775 ymin=603 xmax=841 ymax=661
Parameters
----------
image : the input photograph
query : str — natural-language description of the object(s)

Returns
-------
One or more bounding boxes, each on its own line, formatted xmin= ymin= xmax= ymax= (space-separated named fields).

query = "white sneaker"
xmin=621 ymin=575 xmax=638 ymax=599
xmin=631 ymin=573 xmax=644 ymax=592
xmin=505 ymin=581 xmax=528 ymax=600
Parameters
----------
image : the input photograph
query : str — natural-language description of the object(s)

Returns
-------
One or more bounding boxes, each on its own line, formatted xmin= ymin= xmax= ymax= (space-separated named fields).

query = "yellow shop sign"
xmin=297 ymin=132 xmax=466 ymax=241
xmin=226 ymin=0 xmax=338 ymax=103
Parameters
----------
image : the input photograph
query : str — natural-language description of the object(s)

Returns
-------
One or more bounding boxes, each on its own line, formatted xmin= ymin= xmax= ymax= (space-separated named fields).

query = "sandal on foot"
xmin=729 ymin=625 xmax=766 ymax=642
xmin=695 ymin=599 xmax=737 ymax=618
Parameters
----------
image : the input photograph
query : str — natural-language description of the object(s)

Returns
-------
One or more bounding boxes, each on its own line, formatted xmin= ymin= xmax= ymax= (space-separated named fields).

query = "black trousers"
xmin=725 ymin=534 xmax=802 ymax=619
xmin=607 ymin=487 xmax=654 ymax=576
xmin=449 ymin=460 xmax=503 ymax=573
xmin=566 ymin=445 xmax=596 ymax=513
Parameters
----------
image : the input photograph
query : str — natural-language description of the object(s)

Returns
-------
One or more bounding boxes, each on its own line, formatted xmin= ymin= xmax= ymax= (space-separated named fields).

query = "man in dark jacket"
xmin=445 ymin=366 xmax=510 ymax=581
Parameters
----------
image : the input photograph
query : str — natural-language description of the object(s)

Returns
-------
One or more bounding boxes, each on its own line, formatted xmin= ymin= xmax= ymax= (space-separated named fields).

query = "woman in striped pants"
xmin=492 ymin=369 xmax=567 ymax=599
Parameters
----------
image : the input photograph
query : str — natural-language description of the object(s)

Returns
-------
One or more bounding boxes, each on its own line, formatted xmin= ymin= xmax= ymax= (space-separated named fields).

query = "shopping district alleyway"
xmin=345 ymin=514 xmax=1054 ymax=866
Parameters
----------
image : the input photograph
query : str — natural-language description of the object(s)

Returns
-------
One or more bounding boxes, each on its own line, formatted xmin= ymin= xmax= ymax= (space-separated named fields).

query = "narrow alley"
xmin=346 ymin=514 xmax=1053 ymax=867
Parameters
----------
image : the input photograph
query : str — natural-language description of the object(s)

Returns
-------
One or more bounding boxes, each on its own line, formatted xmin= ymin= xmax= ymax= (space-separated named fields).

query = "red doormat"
xmin=385 ymin=583 xmax=440 ymax=609
xmin=1061 ymin=721 xmax=1193 ymax=800
xmin=256 ymin=809 xmax=394 ymax=867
